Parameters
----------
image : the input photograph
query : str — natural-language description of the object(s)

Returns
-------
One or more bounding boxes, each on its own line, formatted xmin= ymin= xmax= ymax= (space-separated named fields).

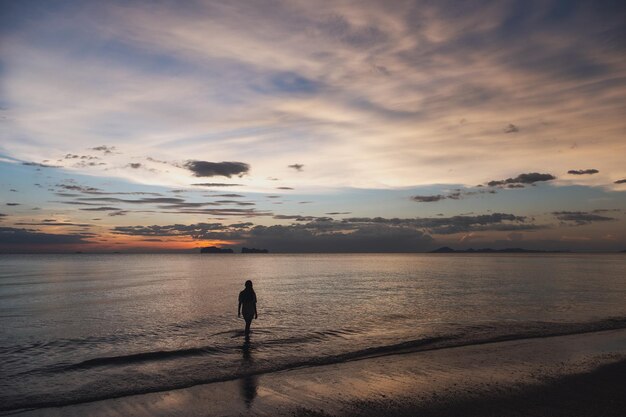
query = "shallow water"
xmin=1 ymin=253 xmax=625 ymax=412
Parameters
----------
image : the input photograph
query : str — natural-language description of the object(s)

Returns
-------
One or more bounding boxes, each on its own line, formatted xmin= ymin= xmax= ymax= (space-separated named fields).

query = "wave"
xmin=2 ymin=317 xmax=625 ymax=414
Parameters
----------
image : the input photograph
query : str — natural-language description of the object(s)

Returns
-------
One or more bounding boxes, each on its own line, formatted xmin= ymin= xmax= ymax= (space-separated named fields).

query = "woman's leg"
xmin=245 ymin=317 xmax=252 ymax=336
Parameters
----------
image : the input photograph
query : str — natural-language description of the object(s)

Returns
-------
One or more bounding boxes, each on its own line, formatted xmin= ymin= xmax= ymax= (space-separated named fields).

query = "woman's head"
xmin=245 ymin=280 xmax=253 ymax=289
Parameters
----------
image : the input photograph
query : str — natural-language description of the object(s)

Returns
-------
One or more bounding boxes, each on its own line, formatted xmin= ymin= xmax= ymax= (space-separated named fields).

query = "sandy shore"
xmin=10 ymin=328 xmax=626 ymax=417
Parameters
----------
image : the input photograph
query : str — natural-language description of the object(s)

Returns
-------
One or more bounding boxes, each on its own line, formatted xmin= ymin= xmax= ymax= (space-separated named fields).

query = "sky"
xmin=0 ymin=0 xmax=625 ymax=253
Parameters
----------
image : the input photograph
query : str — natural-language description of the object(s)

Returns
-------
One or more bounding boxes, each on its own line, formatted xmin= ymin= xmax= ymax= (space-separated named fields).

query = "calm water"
xmin=1 ymin=253 xmax=625 ymax=412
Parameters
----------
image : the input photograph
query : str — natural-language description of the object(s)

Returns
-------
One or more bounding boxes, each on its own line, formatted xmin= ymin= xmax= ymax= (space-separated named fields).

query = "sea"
xmin=1 ymin=253 xmax=625 ymax=413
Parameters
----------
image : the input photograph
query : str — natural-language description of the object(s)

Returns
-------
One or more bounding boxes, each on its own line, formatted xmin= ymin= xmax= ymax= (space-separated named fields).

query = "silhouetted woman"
xmin=238 ymin=280 xmax=258 ymax=338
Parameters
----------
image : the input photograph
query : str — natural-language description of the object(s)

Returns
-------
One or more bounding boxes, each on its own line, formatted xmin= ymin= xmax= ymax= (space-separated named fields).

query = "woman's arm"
xmin=238 ymin=300 xmax=242 ymax=318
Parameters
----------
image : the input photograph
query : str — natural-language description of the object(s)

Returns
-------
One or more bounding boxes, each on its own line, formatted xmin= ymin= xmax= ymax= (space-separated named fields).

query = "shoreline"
xmin=9 ymin=328 xmax=626 ymax=417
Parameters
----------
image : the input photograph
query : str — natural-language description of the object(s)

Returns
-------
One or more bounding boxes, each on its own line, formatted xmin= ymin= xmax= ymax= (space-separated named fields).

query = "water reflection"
xmin=240 ymin=340 xmax=258 ymax=408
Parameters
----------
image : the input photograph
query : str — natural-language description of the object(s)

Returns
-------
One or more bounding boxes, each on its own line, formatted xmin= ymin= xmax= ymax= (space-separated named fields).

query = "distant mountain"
xmin=200 ymin=246 xmax=234 ymax=254
xmin=241 ymin=247 xmax=269 ymax=253
xmin=430 ymin=247 xmax=569 ymax=253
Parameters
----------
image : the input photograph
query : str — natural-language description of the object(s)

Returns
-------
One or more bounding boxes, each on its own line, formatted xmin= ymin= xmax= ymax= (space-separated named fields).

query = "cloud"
xmin=191 ymin=183 xmax=244 ymax=187
xmin=112 ymin=222 xmax=248 ymax=240
xmin=487 ymin=173 xmax=556 ymax=187
xmin=108 ymin=212 xmax=546 ymax=252
xmin=6 ymin=203 xmax=20 ymax=206
xmin=77 ymin=197 xmax=185 ymax=204
xmin=14 ymin=221 xmax=93 ymax=227
xmin=1 ymin=0 xmax=624 ymax=193
xmin=614 ymin=179 xmax=626 ymax=184
xmin=184 ymin=161 xmax=249 ymax=178
xmin=412 ymin=195 xmax=445 ymax=202
xmin=214 ymin=200 xmax=255 ymax=206
xmin=288 ymin=163 xmax=304 ymax=171
xmin=57 ymin=184 xmax=103 ymax=194
xmin=504 ymin=123 xmax=519 ymax=133
xmin=0 ymin=227 xmax=88 ymax=245
xmin=215 ymin=194 xmax=245 ymax=198
xmin=90 ymin=145 xmax=116 ymax=154
xmin=128 ymin=163 xmax=142 ymax=169
xmin=64 ymin=154 xmax=99 ymax=160
xmin=567 ymin=169 xmax=599 ymax=175
xmin=411 ymin=188 xmax=495 ymax=203
xmin=553 ymin=211 xmax=617 ymax=226
xmin=277 ymin=187 xmax=294 ymax=190
xmin=22 ymin=162 xmax=60 ymax=168
xmin=79 ymin=206 xmax=123 ymax=211
xmin=56 ymin=183 xmax=162 ymax=196
xmin=158 ymin=208 xmax=272 ymax=217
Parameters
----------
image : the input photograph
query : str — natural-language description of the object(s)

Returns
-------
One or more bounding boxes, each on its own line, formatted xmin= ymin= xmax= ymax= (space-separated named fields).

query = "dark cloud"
xmin=78 ymin=197 xmax=185 ymax=204
xmin=108 ymin=211 xmax=128 ymax=217
xmin=56 ymin=183 xmax=162 ymax=196
xmin=614 ymin=179 xmax=626 ymax=184
xmin=128 ymin=163 xmax=142 ymax=169
xmin=10 ymin=189 xmax=18 ymax=192
xmin=341 ymin=213 xmax=542 ymax=235
xmin=245 ymin=223 xmax=433 ymax=253
xmin=22 ymin=162 xmax=60 ymax=168
xmin=159 ymin=208 xmax=272 ymax=217
xmin=184 ymin=160 xmax=249 ymax=178
xmin=72 ymin=161 xmax=107 ymax=168
xmin=266 ymin=195 xmax=281 ymax=199
xmin=591 ymin=209 xmax=621 ymax=213
xmin=79 ymin=206 xmax=123 ymax=211
xmin=6 ymin=203 xmax=20 ymax=206
xmin=553 ymin=211 xmax=617 ymax=225
xmin=273 ymin=215 xmax=332 ymax=222
xmin=0 ymin=227 xmax=88 ymax=245
xmin=412 ymin=195 xmax=445 ymax=202
xmin=156 ymin=202 xmax=220 ymax=209
xmin=504 ymin=123 xmax=519 ymax=133
xmin=567 ymin=169 xmax=599 ymax=175
xmin=325 ymin=212 xmax=352 ymax=215
xmin=288 ymin=163 xmax=304 ymax=171
xmin=146 ymin=157 xmax=170 ymax=164
xmin=215 ymin=194 xmax=245 ymax=198
xmin=57 ymin=184 xmax=102 ymax=193
xmin=214 ymin=200 xmax=255 ymax=206
xmin=14 ymin=221 xmax=92 ymax=227
xmin=109 ymin=212 xmax=545 ymax=252
xmin=0 ymin=213 xmax=6 ymax=219
xmin=277 ymin=187 xmax=294 ymax=190
xmin=65 ymin=154 xmax=99 ymax=160
xmin=112 ymin=222 xmax=246 ymax=240
xmin=191 ymin=183 xmax=244 ymax=187
xmin=487 ymin=172 xmax=556 ymax=187
xmin=412 ymin=188 xmax=494 ymax=203
xmin=90 ymin=145 xmax=116 ymax=154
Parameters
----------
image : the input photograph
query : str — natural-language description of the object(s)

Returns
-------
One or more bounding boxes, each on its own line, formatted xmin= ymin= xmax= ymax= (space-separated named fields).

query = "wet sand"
xmin=10 ymin=328 xmax=626 ymax=417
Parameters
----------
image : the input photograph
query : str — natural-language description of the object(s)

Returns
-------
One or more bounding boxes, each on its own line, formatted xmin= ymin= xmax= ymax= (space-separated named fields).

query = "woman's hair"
xmin=244 ymin=280 xmax=253 ymax=289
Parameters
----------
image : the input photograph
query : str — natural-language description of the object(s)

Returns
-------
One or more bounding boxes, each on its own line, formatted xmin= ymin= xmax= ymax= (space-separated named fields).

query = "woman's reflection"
xmin=240 ymin=340 xmax=258 ymax=408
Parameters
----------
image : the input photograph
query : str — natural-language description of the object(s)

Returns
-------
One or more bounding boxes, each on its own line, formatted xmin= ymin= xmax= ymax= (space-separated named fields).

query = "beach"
xmin=10 ymin=328 xmax=626 ymax=417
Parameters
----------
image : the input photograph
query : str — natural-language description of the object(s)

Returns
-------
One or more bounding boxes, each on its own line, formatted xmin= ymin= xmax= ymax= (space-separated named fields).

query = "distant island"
xmin=199 ymin=246 xmax=269 ymax=254
xmin=241 ymin=247 xmax=269 ymax=253
xmin=430 ymin=247 xmax=570 ymax=254
xmin=200 ymin=246 xmax=234 ymax=254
